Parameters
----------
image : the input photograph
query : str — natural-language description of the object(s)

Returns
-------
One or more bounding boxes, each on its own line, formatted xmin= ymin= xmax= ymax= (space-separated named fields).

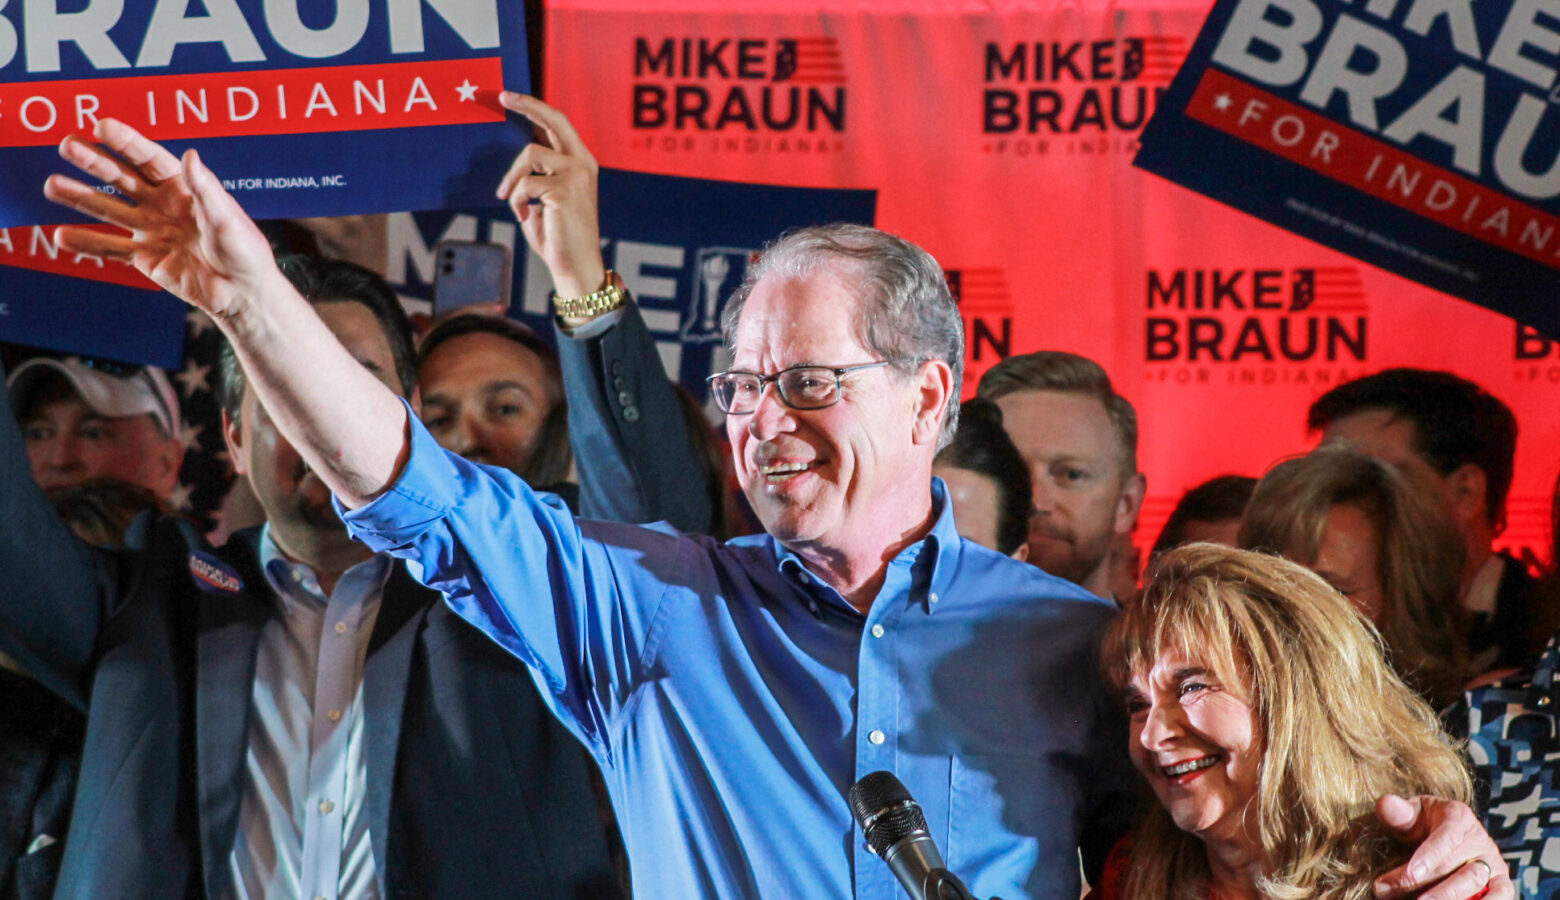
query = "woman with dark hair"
xmin=1239 ymin=442 xmax=1470 ymax=707
xmin=932 ymin=398 xmax=1030 ymax=558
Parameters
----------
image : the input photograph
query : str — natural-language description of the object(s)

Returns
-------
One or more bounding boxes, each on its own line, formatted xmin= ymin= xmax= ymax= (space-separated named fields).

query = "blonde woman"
xmin=1092 ymin=543 xmax=1475 ymax=900
xmin=1239 ymin=443 xmax=1470 ymax=708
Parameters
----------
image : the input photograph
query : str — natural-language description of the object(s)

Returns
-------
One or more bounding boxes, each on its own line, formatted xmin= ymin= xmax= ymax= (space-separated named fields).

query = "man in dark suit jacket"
xmin=0 ymin=244 xmax=702 ymax=897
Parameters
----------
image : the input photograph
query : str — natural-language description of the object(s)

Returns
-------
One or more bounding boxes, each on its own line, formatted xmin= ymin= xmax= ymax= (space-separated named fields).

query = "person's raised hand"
xmin=494 ymin=92 xmax=605 ymax=299
xmin=43 ymin=118 xmax=282 ymax=321
xmin=1372 ymin=794 xmax=1512 ymax=900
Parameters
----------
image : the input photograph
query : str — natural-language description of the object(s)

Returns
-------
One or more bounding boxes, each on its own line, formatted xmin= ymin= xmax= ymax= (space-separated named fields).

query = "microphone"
xmin=849 ymin=770 xmax=978 ymax=900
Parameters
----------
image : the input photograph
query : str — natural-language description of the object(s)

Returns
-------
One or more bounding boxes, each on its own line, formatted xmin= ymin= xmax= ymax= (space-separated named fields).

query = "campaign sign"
xmin=1134 ymin=0 xmax=1560 ymax=337
xmin=0 ymin=0 xmax=530 ymax=229
xmin=0 ymin=225 xmax=185 ymax=368
xmin=388 ymin=168 xmax=876 ymax=396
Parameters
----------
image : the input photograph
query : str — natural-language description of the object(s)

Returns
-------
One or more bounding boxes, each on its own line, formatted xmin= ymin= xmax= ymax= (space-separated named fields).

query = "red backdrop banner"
xmin=544 ymin=0 xmax=1559 ymax=565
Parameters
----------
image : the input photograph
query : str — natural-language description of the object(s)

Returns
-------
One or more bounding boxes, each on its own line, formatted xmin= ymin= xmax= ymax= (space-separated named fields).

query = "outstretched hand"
xmin=495 ymin=92 xmax=605 ymax=299
xmin=1373 ymin=794 xmax=1512 ymax=900
xmin=43 ymin=118 xmax=282 ymax=321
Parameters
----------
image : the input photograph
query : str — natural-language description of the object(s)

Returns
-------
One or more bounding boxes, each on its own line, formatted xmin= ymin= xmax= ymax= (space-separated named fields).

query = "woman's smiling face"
xmin=1126 ymin=651 xmax=1262 ymax=851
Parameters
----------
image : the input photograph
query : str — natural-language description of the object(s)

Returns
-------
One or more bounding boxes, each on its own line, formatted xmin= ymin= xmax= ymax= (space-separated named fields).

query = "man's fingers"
xmin=1407 ymin=857 xmax=1509 ymax=900
xmin=52 ymin=225 xmax=137 ymax=261
xmin=1372 ymin=797 xmax=1489 ymax=898
xmin=497 ymin=143 xmax=567 ymax=201
xmin=58 ymin=135 xmax=149 ymax=198
xmin=1375 ymin=794 xmax=1426 ymax=841
xmin=43 ymin=174 xmax=146 ymax=230
xmin=95 ymin=118 xmax=183 ymax=183
xmin=499 ymin=91 xmax=589 ymax=158
xmin=183 ymin=149 xmax=251 ymax=250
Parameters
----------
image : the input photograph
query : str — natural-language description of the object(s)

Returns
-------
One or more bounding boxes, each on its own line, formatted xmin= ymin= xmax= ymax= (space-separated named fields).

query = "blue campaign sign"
xmin=0 ymin=0 xmax=530 ymax=229
xmin=0 ymin=226 xmax=186 ymax=368
xmin=388 ymin=168 xmax=877 ymax=396
xmin=1134 ymin=0 xmax=1560 ymax=337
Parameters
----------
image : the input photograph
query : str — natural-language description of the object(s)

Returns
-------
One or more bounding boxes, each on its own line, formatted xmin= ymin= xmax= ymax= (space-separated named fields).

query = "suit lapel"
xmin=362 ymin=562 xmax=432 ymax=889
xmin=194 ymin=528 xmax=272 ymax=900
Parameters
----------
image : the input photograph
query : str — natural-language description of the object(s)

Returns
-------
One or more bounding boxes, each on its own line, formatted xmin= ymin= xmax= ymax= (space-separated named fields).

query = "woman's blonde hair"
xmin=1102 ymin=543 xmax=1470 ymax=900
xmin=1238 ymin=442 xmax=1468 ymax=708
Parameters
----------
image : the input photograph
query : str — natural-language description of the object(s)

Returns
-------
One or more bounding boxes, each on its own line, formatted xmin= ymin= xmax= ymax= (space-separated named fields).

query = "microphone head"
xmin=849 ymin=770 xmax=929 ymax=857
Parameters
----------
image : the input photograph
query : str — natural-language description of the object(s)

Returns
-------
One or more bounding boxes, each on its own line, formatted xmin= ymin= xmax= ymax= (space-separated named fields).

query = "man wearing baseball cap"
xmin=8 ymin=357 xmax=184 ymax=501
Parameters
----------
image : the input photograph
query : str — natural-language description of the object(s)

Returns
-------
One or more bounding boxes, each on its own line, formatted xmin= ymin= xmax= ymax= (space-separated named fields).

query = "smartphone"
xmin=433 ymin=240 xmax=511 ymax=315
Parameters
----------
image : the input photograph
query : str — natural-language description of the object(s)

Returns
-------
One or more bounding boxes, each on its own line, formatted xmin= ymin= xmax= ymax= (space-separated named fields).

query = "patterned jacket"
xmin=1462 ymin=632 xmax=1560 ymax=899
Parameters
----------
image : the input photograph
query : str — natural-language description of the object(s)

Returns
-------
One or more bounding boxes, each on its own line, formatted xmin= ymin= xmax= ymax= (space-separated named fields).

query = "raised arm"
xmin=44 ymin=120 xmax=406 ymax=507
xmin=499 ymin=93 xmax=715 ymax=532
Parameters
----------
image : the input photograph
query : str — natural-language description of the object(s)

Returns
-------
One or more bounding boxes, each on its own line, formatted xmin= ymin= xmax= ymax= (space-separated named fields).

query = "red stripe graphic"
xmin=1187 ymin=68 xmax=1560 ymax=272
xmin=0 ymin=225 xmax=159 ymax=289
xmin=0 ymin=58 xmax=506 ymax=148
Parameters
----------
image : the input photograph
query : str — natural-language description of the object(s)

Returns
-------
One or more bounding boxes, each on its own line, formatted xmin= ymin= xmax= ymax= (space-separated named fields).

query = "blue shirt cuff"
xmin=335 ymin=397 xmax=459 ymax=552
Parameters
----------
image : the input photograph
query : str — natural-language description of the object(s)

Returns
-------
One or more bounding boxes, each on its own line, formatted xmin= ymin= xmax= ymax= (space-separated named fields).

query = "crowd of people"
xmin=0 ymin=91 xmax=1554 ymax=900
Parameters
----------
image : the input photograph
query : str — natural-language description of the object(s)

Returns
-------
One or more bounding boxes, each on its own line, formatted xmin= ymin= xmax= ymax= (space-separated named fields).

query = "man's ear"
xmin=1445 ymin=463 xmax=1489 ymax=531
xmin=911 ymin=360 xmax=955 ymax=446
xmin=222 ymin=408 xmax=249 ymax=477
xmin=1114 ymin=471 xmax=1147 ymax=535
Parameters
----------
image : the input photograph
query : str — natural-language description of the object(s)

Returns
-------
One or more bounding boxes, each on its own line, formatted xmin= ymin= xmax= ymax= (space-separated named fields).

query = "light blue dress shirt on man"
xmin=226 ymin=527 xmax=388 ymax=900
xmin=341 ymin=413 xmax=1136 ymax=900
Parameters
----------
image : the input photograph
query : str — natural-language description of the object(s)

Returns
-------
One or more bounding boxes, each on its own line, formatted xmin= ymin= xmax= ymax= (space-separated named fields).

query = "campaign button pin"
xmin=189 ymin=550 xmax=244 ymax=595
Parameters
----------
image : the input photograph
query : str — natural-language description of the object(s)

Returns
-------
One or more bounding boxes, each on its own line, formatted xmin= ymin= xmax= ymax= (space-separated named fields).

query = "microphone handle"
xmin=883 ymin=834 xmax=979 ymax=900
xmin=928 ymin=871 xmax=978 ymax=900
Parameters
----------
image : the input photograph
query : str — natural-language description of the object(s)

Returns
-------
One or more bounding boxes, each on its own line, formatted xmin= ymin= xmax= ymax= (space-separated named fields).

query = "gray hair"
xmin=720 ymin=224 xmax=964 ymax=449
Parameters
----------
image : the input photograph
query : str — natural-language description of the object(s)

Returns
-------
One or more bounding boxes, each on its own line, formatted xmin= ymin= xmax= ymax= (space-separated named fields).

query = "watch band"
xmin=553 ymin=270 xmax=627 ymax=319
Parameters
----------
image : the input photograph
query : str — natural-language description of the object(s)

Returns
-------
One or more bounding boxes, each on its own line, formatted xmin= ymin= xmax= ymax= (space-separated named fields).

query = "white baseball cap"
xmin=8 ymin=357 xmax=182 ymax=437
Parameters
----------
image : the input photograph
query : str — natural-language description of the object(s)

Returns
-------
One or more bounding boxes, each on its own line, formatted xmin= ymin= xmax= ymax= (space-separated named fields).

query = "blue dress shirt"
xmin=341 ymin=413 xmax=1136 ymax=900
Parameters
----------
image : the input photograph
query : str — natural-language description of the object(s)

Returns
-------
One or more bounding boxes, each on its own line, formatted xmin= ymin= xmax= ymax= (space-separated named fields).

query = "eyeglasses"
xmin=706 ymin=361 xmax=903 ymax=415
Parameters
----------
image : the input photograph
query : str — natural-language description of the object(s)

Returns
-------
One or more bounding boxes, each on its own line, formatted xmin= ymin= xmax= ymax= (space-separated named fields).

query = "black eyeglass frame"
xmin=705 ymin=360 xmax=908 ymax=414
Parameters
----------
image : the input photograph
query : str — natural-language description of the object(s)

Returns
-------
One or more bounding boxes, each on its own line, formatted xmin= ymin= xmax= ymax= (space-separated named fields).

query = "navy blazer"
xmin=0 ymin=301 xmax=707 ymax=898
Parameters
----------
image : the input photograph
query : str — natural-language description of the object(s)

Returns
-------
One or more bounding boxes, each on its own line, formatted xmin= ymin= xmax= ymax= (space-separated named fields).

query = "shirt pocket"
xmin=948 ymin=753 xmax=1082 ymax=900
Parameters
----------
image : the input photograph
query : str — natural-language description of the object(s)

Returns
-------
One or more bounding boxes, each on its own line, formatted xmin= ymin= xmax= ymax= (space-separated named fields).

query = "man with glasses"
xmin=39 ymin=115 xmax=1514 ymax=900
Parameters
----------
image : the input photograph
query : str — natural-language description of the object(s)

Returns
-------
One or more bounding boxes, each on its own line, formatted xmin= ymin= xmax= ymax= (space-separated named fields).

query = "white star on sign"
xmin=178 ymin=422 xmax=204 ymax=454
xmin=175 ymin=360 xmax=210 ymax=397
xmin=455 ymin=80 xmax=478 ymax=102
xmin=186 ymin=309 xmax=215 ymax=338
xmin=1213 ymin=93 xmax=1232 ymax=112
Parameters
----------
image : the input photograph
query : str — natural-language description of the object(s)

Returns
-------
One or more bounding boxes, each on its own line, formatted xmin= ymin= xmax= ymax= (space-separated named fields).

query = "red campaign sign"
xmin=0 ymin=225 xmax=158 ymax=290
xmin=544 ymin=1 xmax=1560 ymax=566
xmin=0 ymin=58 xmax=506 ymax=148
xmin=1187 ymin=68 xmax=1560 ymax=274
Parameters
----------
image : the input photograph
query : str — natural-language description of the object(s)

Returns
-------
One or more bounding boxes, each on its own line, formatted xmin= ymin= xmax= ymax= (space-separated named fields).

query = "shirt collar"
xmin=771 ymin=477 xmax=961 ymax=618
xmin=258 ymin=523 xmax=391 ymax=615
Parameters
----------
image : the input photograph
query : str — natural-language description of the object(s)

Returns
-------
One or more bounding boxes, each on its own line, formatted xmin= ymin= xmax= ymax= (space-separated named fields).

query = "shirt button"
xmin=334 ymin=622 xmax=347 ymax=635
xmin=327 ymin=709 xmax=342 ymax=722
xmin=868 ymin=729 xmax=886 ymax=745
xmin=870 ymin=624 xmax=885 ymax=638
xmin=929 ymin=592 xmax=940 ymax=604
xmin=319 ymin=800 xmax=335 ymax=814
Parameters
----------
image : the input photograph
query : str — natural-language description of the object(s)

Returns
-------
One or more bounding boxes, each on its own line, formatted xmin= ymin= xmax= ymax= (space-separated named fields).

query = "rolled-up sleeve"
xmin=340 ymin=400 xmax=682 ymax=757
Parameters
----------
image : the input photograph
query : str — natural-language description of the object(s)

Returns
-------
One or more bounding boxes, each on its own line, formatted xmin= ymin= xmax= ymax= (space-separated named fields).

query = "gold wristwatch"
xmin=553 ymin=270 xmax=627 ymax=319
